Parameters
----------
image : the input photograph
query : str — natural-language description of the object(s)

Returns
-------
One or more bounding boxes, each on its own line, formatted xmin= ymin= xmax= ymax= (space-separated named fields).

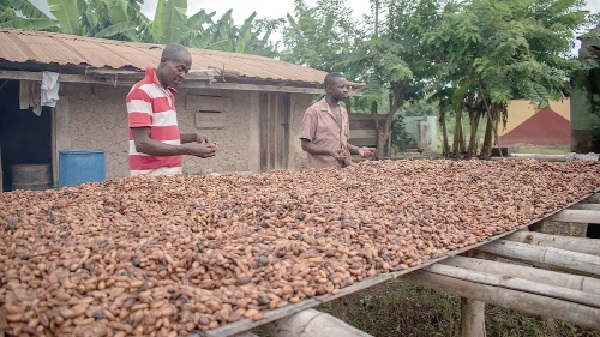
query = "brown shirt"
xmin=300 ymin=99 xmax=351 ymax=169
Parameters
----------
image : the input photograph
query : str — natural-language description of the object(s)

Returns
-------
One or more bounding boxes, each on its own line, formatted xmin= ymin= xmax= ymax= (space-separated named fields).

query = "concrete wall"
xmin=54 ymin=83 xmax=312 ymax=181
xmin=404 ymin=116 xmax=438 ymax=151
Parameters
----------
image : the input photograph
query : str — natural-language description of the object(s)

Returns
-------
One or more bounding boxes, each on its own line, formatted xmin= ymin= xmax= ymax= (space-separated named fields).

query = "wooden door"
xmin=259 ymin=92 xmax=290 ymax=173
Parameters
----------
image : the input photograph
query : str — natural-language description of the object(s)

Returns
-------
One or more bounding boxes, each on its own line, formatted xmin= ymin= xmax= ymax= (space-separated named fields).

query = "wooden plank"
xmin=404 ymin=271 xmax=600 ymax=330
xmin=460 ymin=297 xmax=485 ymax=337
xmin=440 ymin=257 xmax=600 ymax=295
xmin=259 ymin=93 xmax=269 ymax=173
xmin=570 ymin=203 xmax=600 ymax=211
xmin=423 ymin=264 xmax=600 ymax=308
xmin=504 ymin=231 xmax=600 ymax=256
xmin=549 ymin=210 xmax=600 ymax=223
xmin=475 ymin=240 xmax=600 ymax=276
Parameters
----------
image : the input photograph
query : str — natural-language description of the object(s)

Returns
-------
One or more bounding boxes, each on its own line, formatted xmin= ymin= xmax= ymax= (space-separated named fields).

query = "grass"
xmin=508 ymin=145 xmax=570 ymax=155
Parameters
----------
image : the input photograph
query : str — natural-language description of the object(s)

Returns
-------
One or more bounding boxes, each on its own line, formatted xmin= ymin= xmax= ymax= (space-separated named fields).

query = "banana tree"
xmin=152 ymin=0 xmax=187 ymax=44
xmin=0 ymin=0 xmax=57 ymax=30
xmin=47 ymin=0 xmax=80 ymax=34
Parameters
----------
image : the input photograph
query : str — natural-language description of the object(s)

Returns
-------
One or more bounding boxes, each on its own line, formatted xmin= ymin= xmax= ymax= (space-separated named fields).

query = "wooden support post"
xmin=475 ymin=240 xmax=600 ymax=276
xmin=404 ymin=271 xmax=600 ymax=329
xmin=441 ymin=257 xmax=600 ymax=295
xmin=460 ymin=297 xmax=486 ymax=337
xmin=505 ymin=231 xmax=600 ymax=256
xmin=258 ymin=309 xmax=374 ymax=337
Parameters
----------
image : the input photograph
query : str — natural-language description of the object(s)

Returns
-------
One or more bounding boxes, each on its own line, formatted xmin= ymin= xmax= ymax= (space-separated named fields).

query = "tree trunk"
xmin=377 ymin=83 xmax=404 ymax=157
xmin=452 ymin=103 xmax=464 ymax=158
xmin=467 ymin=112 xmax=481 ymax=158
xmin=439 ymin=100 xmax=450 ymax=157
xmin=480 ymin=113 xmax=493 ymax=159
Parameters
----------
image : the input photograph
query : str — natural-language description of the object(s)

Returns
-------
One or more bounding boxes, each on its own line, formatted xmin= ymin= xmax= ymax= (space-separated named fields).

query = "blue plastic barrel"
xmin=59 ymin=149 xmax=106 ymax=187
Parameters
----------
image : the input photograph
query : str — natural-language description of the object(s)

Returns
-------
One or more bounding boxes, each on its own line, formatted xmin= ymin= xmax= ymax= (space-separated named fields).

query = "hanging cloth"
xmin=19 ymin=79 xmax=42 ymax=116
xmin=41 ymin=71 xmax=60 ymax=108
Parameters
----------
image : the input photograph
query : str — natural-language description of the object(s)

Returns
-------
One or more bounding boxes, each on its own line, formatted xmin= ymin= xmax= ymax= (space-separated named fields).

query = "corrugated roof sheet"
xmin=0 ymin=29 xmax=327 ymax=85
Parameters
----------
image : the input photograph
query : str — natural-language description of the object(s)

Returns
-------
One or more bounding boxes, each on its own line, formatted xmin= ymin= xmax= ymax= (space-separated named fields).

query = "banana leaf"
xmin=9 ymin=0 xmax=49 ymax=19
xmin=47 ymin=0 xmax=80 ymax=35
xmin=94 ymin=21 xmax=135 ymax=37
xmin=0 ymin=17 xmax=58 ymax=30
xmin=153 ymin=0 xmax=187 ymax=44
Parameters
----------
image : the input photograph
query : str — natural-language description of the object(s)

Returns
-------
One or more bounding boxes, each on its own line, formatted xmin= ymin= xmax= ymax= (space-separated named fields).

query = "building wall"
xmin=570 ymin=67 xmax=600 ymax=153
xmin=501 ymin=99 xmax=570 ymax=136
xmin=54 ymin=83 xmax=312 ymax=181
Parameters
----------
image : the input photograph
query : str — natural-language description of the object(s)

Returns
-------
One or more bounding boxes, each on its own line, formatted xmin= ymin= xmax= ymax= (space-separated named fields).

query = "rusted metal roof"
xmin=0 ymin=28 xmax=328 ymax=86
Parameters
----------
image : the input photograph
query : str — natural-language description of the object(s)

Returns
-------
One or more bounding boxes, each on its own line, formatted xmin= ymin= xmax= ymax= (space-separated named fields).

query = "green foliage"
xmin=47 ymin=0 xmax=80 ymax=34
xmin=4 ymin=1 xmax=278 ymax=57
xmin=426 ymin=0 xmax=589 ymax=106
xmin=281 ymin=0 xmax=363 ymax=73
xmin=152 ymin=0 xmax=187 ymax=43
xmin=0 ymin=17 xmax=57 ymax=29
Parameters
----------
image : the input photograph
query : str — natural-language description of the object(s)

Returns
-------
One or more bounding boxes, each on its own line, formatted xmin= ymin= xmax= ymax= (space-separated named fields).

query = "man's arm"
xmin=180 ymin=133 xmax=209 ymax=144
xmin=347 ymin=143 xmax=375 ymax=157
xmin=131 ymin=127 xmax=216 ymax=157
xmin=301 ymin=138 xmax=347 ymax=161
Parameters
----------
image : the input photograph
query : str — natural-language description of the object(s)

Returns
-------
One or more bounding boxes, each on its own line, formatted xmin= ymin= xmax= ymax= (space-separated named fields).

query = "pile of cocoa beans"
xmin=1 ymin=159 xmax=598 ymax=337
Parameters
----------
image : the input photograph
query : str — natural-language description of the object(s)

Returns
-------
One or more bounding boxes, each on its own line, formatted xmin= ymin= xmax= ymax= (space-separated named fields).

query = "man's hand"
xmin=195 ymin=133 xmax=210 ymax=143
xmin=357 ymin=148 xmax=375 ymax=158
xmin=183 ymin=143 xmax=217 ymax=158
xmin=330 ymin=149 xmax=349 ymax=162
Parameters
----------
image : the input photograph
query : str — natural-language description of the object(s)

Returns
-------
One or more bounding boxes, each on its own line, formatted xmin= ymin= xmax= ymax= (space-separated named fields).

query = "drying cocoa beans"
xmin=0 ymin=159 xmax=598 ymax=336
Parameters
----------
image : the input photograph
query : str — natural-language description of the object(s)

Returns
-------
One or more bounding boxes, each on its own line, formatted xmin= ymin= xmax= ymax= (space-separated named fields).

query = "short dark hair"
xmin=324 ymin=72 xmax=345 ymax=86
xmin=161 ymin=43 xmax=189 ymax=61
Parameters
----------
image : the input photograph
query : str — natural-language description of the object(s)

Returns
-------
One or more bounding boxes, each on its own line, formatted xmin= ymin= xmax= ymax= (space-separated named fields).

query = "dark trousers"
xmin=587 ymin=224 xmax=600 ymax=239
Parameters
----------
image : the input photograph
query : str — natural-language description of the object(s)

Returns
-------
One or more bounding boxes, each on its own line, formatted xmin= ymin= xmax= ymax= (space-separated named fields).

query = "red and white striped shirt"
xmin=127 ymin=67 xmax=182 ymax=176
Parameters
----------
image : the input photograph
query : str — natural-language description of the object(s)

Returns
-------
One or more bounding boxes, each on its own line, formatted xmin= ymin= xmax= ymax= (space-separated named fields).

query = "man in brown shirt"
xmin=300 ymin=72 xmax=374 ymax=169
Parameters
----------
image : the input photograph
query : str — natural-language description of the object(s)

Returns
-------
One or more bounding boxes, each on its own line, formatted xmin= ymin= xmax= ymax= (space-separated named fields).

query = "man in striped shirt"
xmin=127 ymin=43 xmax=216 ymax=176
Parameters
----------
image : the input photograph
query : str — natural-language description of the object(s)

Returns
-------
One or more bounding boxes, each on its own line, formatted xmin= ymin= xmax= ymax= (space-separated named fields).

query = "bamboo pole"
xmin=460 ymin=297 xmax=486 ymax=337
xmin=258 ymin=309 xmax=374 ymax=337
xmin=504 ymin=231 xmax=600 ymax=256
xmin=570 ymin=204 xmax=600 ymax=211
xmin=440 ymin=257 xmax=600 ymax=295
xmin=404 ymin=271 xmax=600 ymax=329
xmin=585 ymin=193 xmax=600 ymax=204
xmin=423 ymin=264 xmax=600 ymax=308
xmin=549 ymin=210 xmax=600 ymax=223
xmin=475 ymin=240 xmax=600 ymax=276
